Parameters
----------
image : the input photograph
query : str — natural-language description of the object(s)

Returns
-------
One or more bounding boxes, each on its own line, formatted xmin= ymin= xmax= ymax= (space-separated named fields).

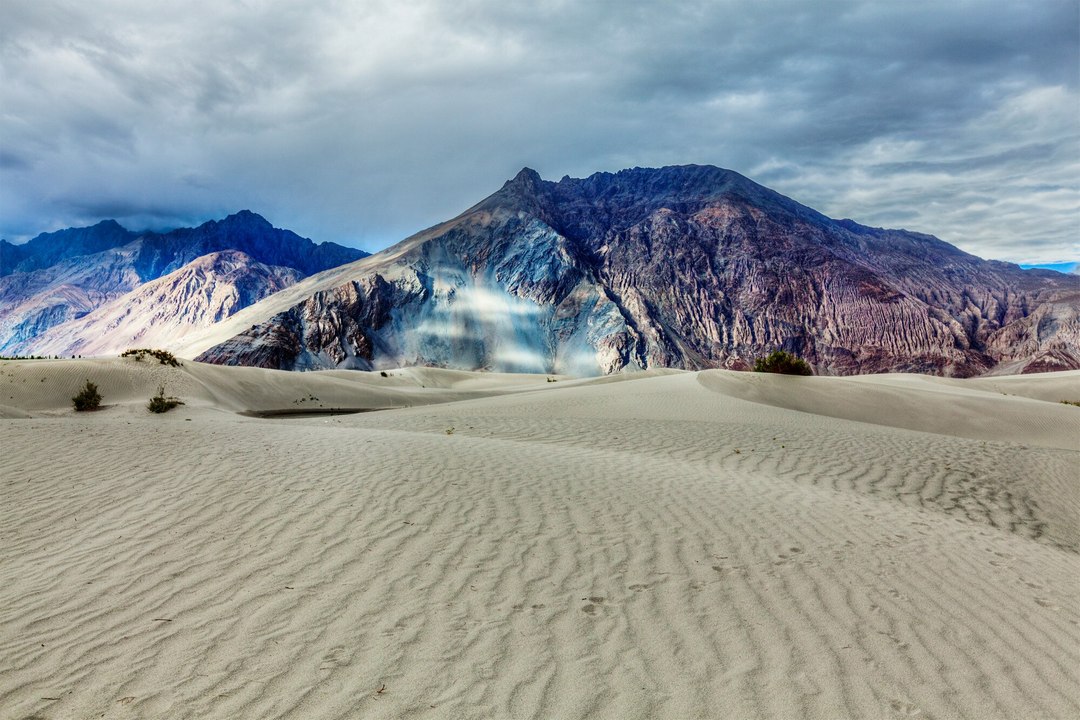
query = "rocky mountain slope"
xmin=20 ymin=251 xmax=303 ymax=357
xmin=0 ymin=212 xmax=366 ymax=354
xmin=192 ymin=165 xmax=1078 ymax=376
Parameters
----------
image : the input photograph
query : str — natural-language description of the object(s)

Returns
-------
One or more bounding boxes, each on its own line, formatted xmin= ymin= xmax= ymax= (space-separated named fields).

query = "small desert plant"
xmin=1060 ymin=400 xmax=1080 ymax=408
xmin=72 ymin=380 xmax=103 ymax=411
xmin=147 ymin=385 xmax=184 ymax=413
xmin=752 ymin=350 xmax=813 ymax=376
xmin=121 ymin=348 xmax=182 ymax=367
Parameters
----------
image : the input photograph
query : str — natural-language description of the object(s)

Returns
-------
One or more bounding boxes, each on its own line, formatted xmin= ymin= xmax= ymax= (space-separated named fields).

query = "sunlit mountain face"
xmin=0 ymin=212 xmax=366 ymax=356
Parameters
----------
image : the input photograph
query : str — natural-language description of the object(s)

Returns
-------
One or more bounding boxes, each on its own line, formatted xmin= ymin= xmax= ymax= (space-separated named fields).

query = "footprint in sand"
xmin=876 ymin=630 xmax=911 ymax=651
xmin=889 ymin=698 xmax=924 ymax=717
xmin=582 ymin=596 xmax=605 ymax=614
xmin=320 ymin=646 xmax=351 ymax=669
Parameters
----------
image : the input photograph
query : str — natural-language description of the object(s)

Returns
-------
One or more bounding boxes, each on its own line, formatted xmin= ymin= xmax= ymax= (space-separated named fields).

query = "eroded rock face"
xmin=197 ymin=165 xmax=1079 ymax=376
xmin=0 ymin=211 xmax=367 ymax=354
xmin=983 ymin=294 xmax=1080 ymax=374
xmin=20 ymin=251 xmax=303 ymax=357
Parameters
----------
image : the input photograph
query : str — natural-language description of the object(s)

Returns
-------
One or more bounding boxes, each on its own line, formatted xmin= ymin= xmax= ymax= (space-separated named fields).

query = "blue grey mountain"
xmin=0 ymin=211 xmax=367 ymax=356
xmin=187 ymin=165 xmax=1079 ymax=376
xmin=20 ymin=251 xmax=303 ymax=357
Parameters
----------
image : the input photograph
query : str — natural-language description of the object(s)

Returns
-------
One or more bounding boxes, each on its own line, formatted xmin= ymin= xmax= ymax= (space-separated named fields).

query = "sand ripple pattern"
xmin=1 ymin=371 xmax=1078 ymax=719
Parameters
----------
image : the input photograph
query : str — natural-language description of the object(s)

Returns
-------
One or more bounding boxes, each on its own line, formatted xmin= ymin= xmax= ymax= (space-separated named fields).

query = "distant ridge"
xmin=1 ymin=219 xmax=136 ymax=277
xmin=0 ymin=212 xmax=367 ymax=355
xmin=20 ymin=251 xmax=304 ymax=357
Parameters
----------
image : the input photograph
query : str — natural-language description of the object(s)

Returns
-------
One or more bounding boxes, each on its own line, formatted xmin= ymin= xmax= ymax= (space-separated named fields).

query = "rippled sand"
xmin=1 ymin=359 xmax=1078 ymax=719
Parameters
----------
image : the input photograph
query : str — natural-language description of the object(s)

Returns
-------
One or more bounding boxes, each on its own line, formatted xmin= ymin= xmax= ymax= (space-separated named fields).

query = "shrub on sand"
xmin=147 ymin=385 xmax=184 ymax=413
xmin=121 ymin=348 xmax=182 ymax=367
xmin=72 ymin=380 xmax=103 ymax=411
xmin=752 ymin=350 xmax=813 ymax=376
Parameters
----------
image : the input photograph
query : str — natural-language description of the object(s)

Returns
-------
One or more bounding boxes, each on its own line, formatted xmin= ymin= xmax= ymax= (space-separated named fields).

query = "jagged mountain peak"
xmin=1 ymin=218 xmax=137 ymax=276
xmin=479 ymin=167 xmax=550 ymax=218
xmin=504 ymin=163 xmax=752 ymax=194
xmin=562 ymin=163 xmax=747 ymax=194
xmin=210 ymin=209 xmax=274 ymax=231
xmin=86 ymin=218 xmax=127 ymax=232
xmin=145 ymin=210 xmax=282 ymax=245
xmin=481 ymin=164 xmax=834 ymax=242
xmin=505 ymin=167 xmax=545 ymax=188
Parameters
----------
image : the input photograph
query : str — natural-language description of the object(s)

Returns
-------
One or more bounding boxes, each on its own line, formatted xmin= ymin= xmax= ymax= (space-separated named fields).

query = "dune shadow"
xmin=239 ymin=407 xmax=395 ymax=418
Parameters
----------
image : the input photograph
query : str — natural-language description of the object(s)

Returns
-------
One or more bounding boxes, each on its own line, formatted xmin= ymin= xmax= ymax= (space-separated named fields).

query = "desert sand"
xmin=1 ymin=357 xmax=1078 ymax=719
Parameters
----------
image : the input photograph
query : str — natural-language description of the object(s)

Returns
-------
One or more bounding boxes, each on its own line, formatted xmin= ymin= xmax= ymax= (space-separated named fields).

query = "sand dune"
xmin=1 ymin=359 xmax=1077 ymax=719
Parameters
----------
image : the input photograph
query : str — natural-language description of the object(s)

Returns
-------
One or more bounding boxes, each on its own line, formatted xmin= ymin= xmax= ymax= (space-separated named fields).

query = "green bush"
xmin=121 ymin=348 xmax=182 ymax=367
xmin=147 ymin=385 xmax=184 ymax=413
xmin=752 ymin=350 xmax=813 ymax=376
xmin=72 ymin=380 xmax=103 ymax=411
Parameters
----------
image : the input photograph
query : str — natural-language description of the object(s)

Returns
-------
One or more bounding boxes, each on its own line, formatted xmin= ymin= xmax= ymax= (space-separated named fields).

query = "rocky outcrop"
xmin=0 ymin=212 xmax=367 ymax=354
xmin=982 ymin=293 xmax=1080 ymax=374
xmin=192 ymin=165 xmax=1077 ymax=376
xmin=21 ymin=251 xmax=302 ymax=357
xmin=0 ymin=245 xmax=145 ymax=352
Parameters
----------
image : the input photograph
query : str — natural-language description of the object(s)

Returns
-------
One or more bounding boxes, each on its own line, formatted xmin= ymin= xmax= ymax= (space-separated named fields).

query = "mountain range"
xmin=5 ymin=165 xmax=1077 ymax=375
xmin=185 ymin=165 xmax=1078 ymax=376
xmin=0 ymin=211 xmax=367 ymax=356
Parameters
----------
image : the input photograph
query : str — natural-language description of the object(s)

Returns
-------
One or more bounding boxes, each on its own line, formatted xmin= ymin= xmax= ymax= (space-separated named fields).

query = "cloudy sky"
xmin=1 ymin=0 xmax=1077 ymax=263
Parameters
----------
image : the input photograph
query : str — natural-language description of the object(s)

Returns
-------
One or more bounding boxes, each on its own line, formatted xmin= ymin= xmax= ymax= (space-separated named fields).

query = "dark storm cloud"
xmin=1 ymin=0 xmax=1076 ymax=262
xmin=0 ymin=151 xmax=30 ymax=170
xmin=871 ymin=144 xmax=1059 ymax=175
